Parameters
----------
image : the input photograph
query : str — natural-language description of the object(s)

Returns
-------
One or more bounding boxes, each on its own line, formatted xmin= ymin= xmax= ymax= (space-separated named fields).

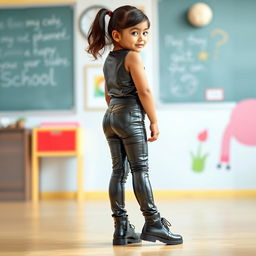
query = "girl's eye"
xmin=131 ymin=31 xmax=139 ymax=36
xmin=143 ymin=31 xmax=149 ymax=36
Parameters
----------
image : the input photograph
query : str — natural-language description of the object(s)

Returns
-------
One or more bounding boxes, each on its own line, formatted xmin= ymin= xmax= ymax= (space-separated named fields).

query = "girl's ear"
xmin=112 ymin=30 xmax=121 ymax=42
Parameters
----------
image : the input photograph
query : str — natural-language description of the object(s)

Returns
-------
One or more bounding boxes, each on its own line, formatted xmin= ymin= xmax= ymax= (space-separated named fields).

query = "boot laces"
xmin=161 ymin=217 xmax=171 ymax=231
xmin=129 ymin=223 xmax=135 ymax=230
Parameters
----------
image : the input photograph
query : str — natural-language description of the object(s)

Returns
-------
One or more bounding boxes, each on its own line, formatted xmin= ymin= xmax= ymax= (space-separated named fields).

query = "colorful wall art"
xmin=191 ymin=129 xmax=209 ymax=172
xmin=218 ymin=99 xmax=256 ymax=169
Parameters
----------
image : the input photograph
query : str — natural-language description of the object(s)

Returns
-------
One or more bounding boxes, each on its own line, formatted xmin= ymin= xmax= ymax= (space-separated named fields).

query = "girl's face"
xmin=112 ymin=21 xmax=149 ymax=52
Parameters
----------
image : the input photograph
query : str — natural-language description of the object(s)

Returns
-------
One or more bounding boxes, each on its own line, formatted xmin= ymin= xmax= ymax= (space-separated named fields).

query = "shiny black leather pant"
xmin=103 ymin=97 xmax=158 ymax=217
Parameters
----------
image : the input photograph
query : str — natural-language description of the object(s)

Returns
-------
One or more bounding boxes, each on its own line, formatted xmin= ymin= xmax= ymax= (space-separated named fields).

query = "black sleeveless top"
xmin=103 ymin=49 xmax=138 ymax=98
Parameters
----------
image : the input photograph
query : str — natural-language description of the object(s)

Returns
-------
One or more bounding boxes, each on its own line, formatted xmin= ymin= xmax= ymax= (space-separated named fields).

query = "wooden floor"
xmin=0 ymin=197 xmax=256 ymax=256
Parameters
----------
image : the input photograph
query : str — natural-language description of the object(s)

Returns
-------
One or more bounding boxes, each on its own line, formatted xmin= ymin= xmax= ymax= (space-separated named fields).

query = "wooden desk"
xmin=0 ymin=128 xmax=31 ymax=201
xmin=32 ymin=127 xmax=83 ymax=202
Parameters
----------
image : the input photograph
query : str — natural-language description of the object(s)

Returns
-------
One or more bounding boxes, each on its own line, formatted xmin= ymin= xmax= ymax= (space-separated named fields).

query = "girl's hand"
xmin=148 ymin=123 xmax=159 ymax=142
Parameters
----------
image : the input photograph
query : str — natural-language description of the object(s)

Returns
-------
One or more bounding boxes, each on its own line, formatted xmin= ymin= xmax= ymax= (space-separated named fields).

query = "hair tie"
xmin=108 ymin=11 xmax=113 ymax=17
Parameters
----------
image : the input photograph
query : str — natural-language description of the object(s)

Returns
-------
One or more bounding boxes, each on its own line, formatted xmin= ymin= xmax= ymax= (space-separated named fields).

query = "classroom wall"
xmin=0 ymin=0 xmax=256 ymax=193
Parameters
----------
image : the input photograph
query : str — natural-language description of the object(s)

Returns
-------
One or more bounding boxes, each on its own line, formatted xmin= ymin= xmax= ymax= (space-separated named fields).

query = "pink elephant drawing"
xmin=218 ymin=99 xmax=256 ymax=169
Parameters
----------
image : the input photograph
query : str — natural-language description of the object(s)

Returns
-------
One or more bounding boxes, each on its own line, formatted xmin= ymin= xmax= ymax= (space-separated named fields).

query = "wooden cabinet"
xmin=0 ymin=129 xmax=31 ymax=200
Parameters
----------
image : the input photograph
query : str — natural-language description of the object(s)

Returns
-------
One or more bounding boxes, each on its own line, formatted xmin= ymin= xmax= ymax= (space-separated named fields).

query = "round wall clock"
xmin=79 ymin=5 xmax=106 ymax=38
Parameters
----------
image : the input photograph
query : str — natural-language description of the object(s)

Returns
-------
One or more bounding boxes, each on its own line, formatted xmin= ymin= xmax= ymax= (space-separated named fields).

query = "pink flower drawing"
xmin=191 ymin=129 xmax=209 ymax=172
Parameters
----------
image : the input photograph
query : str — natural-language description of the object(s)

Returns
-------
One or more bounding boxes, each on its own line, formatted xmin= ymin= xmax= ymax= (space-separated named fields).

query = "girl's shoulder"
xmin=125 ymin=50 xmax=143 ymax=65
xmin=126 ymin=50 xmax=141 ymax=58
xmin=125 ymin=50 xmax=144 ymax=71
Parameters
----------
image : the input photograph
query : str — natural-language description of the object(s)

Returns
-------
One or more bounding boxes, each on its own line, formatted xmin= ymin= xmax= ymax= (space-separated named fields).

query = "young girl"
xmin=87 ymin=5 xmax=182 ymax=246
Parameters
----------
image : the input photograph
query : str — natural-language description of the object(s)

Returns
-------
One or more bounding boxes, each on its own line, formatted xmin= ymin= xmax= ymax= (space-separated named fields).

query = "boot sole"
xmin=113 ymin=237 xmax=141 ymax=245
xmin=113 ymin=238 xmax=127 ymax=245
xmin=141 ymin=233 xmax=183 ymax=245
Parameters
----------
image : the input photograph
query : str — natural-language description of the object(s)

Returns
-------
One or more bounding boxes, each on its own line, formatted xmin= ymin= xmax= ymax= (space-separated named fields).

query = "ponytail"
xmin=87 ymin=8 xmax=110 ymax=59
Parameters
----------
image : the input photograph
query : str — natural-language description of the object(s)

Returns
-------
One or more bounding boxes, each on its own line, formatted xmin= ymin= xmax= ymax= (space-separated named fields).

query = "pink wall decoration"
xmin=218 ymin=99 xmax=256 ymax=169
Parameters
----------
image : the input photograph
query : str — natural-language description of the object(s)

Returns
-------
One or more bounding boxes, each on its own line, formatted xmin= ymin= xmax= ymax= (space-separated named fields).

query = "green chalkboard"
xmin=158 ymin=0 xmax=256 ymax=103
xmin=0 ymin=6 xmax=74 ymax=111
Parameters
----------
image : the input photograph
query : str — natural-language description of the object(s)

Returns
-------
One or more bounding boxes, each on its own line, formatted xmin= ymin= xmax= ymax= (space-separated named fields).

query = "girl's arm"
xmin=105 ymin=83 xmax=110 ymax=106
xmin=125 ymin=51 xmax=159 ymax=142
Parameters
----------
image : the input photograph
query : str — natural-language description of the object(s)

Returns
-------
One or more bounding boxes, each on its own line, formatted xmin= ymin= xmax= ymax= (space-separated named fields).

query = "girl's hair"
xmin=87 ymin=5 xmax=150 ymax=59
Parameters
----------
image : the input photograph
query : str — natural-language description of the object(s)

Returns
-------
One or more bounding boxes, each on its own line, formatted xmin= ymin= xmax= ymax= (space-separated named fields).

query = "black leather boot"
xmin=113 ymin=216 xmax=141 ymax=245
xmin=141 ymin=213 xmax=183 ymax=245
